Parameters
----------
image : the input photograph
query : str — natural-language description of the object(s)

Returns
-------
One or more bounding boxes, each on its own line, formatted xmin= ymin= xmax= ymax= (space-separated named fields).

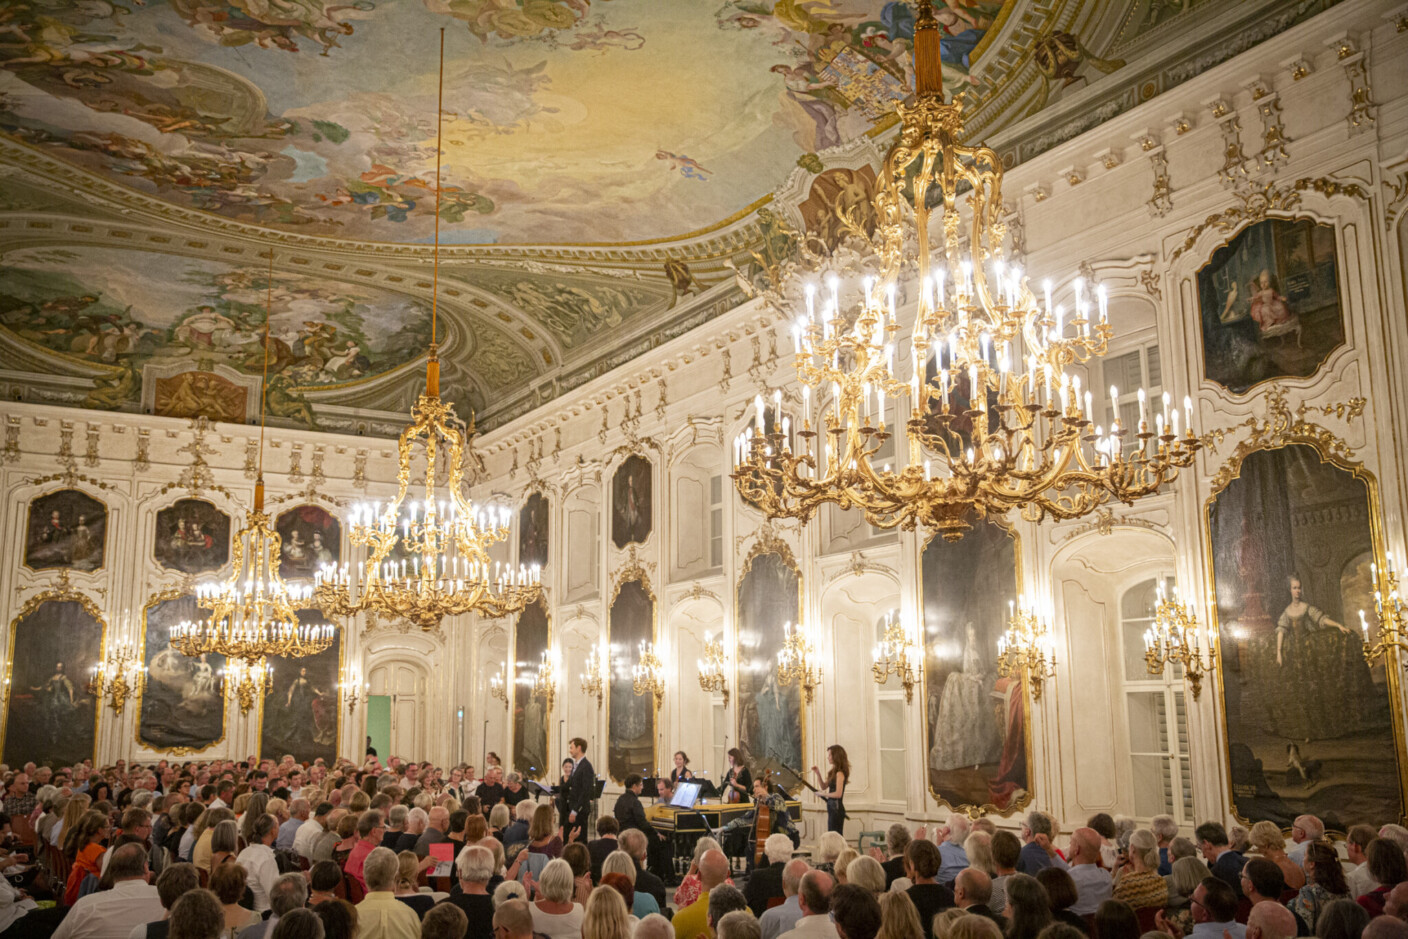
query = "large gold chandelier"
xmin=732 ymin=3 xmax=1204 ymax=541
xmin=177 ymin=251 xmax=334 ymax=669
xmin=314 ymin=29 xmax=540 ymax=631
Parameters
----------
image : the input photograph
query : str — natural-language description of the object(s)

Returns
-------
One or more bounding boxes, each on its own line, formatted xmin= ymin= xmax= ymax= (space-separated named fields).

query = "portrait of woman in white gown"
xmin=928 ymin=622 xmax=1002 ymax=771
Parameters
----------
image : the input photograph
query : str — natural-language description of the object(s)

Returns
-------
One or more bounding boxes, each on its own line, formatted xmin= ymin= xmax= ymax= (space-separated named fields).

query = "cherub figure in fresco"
xmin=655 ymin=150 xmax=711 ymax=181
xmin=174 ymin=305 xmax=236 ymax=350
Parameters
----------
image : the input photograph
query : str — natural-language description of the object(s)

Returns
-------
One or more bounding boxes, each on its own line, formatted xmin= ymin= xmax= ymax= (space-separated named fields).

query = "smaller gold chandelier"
xmin=997 ymin=598 xmax=1056 ymax=700
xmin=221 ymin=658 xmax=273 ymax=715
xmin=871 ymin=611 xmax=920 ymax=703
xmin=89 ymin=639 xmax=145 ymax=715
xmin=777 ymin=621 xmax=822 ymax=705
xmin=697 ymin=632 xmax=729 ymax=705
xmin=339 ymin=666 xmax=368 ymax=713
xmin=1362 ymin=552 xmax=1407 ymax=668
xmin=632 ymin=641 xmax=665 ymax=705
xmin=580 ymin=643 xmax=608 ymax=709
xmin=489 ymin=661 xmax=509 ymax=708
xmin=532 ymin=651 xmax=558 ymax=713
xmin=1144 ymin=582 xmax=1215 ymax=700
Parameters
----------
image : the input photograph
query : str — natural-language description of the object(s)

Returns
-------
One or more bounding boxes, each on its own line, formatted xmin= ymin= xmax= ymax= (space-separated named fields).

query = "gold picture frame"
xmin=135 ymin=586 xmax=228 ymax=756
xmin=606 ymin=560 xmax=658 ymax=784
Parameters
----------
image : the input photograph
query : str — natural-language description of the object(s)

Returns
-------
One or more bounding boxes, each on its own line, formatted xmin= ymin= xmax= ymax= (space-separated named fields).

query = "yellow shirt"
xmin=673 ymin=890 xmax=713 ymax=939
xmin=355 ymin=890 xmax=422 ymax=939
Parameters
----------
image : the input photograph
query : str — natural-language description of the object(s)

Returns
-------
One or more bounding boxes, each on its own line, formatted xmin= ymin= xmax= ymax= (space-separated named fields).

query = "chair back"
xmin=1136 ymin=907 xmax=1161 ymax=934
xmin=767 ymin=896 xmax=787 ymax=910
xmin=857 ymin=831 xmax=886 ymax=853
xmin=1235 ymin=897 xmax=1253 ymax=925
xmin=344 ymin=873 xmax=367 ymax=904
xmin=11 ymin=814 xmax=37 ymax=850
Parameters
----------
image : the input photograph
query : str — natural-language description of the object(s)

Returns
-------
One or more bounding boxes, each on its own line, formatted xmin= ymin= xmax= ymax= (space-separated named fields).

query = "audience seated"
xmin=762 ymin=859 xmax=813 ymax=939
xmin=778 ymin=872 xmax=836 ymax=939
xmin=748 ymin=834 xmax=795 ymax=916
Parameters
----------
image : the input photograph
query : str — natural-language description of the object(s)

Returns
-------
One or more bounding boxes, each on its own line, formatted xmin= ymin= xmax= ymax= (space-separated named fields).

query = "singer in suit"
xmin=565 ymin=736 xmax=595 ymax=843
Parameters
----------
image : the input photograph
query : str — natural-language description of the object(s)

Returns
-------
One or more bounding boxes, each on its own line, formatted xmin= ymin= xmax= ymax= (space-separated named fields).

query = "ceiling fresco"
xmin=0 ymin=0 xmax=1002 ymax=245
xmin=0 ymin=0 xmax=1343 ymax=434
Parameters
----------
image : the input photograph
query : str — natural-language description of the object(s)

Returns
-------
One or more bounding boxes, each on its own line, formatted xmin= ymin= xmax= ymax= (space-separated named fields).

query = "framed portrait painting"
xmin=736 ymin=547 xmax=803 ymax=783
xmin=2 ymin=593 xmax=103 ymax=768
xmin=154 ymin=498 xmax=231 ymax=575
xmin=1198 ymin=217 xmax=1344 ymax=393
xmin=608 ymin=575 xmax=656 ymax=782
xmin=275 ymin=504 xmax=340 ymax=582
xmin=520 ymin=491 xmax=549 ymax=571
xmin=24 ymin=489 xmax=106 ymax=572
xmin=921 ymin=520 xmax=1028 ymax=813
xmin=137 ymin=592 xmax=227 ymax=753
xmin=260 ymin=611 xmax=340 ymax=765
xmin=611 ymin=455 xmax=652 ymax=548
xmin=1207 ymin=440 xmax=1405 ymax=828
xmin=513 ymin=598 xmax=550 ymax=780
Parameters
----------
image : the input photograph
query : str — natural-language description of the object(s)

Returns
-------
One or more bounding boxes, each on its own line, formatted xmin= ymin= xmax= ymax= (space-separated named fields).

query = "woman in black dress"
xmin=721 ymin=748 xmax=752 ymax=804
xmin=670 ymin=751 xmax=695 ymax=787
xmin=811 ymin=745 xmax=848 ymax=834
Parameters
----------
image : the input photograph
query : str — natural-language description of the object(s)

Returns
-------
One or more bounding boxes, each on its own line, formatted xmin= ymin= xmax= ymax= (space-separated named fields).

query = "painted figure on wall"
xmin=261 ymin=615 xmax=339 ymax=764
xmin=154 ymin=498 xmax=232 ymax=575
xmin=2 ymin=598 xmax=102 ymax=768
xmin=139 ymin=594 xmax=227 ymax=753
xmin=1198 ymin=218 xmax=1344 ymax=393
xmin=736 ymin=550 xmax=803 ymax=782
xmin=608 ymin=578 xmax=656 ymax=781
xmin=1209 ymin=443 xmax=1400 ymax=827
xmin=612 ymin=455 xmax=652 ymax=548
xmin=922 ymin=521 xmax=1026 ymax=812
xmin=25 ymin=489 xmax=107 ymax=572
xmin=276 ymin=504 xmax=341 ymax=581
xmin=513 ymin=599 xmax=550 ymax=779
xmin=520 ymin=491 xmax=549 ymax=571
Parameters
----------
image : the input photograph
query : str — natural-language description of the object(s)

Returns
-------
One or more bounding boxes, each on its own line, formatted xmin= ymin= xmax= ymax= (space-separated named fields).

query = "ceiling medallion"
xmin=732 ymin=2 xmax=1204 ymax=541
xmin=315 ymin=30 xmax=541 ymax=631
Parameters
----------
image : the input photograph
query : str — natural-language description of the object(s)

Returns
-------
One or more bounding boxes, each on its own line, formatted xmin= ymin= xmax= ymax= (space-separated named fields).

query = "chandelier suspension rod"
xmin=428 ymin=26 xmax=445 ymax=396
xmin=255 ymin=249 xmax=273 ymax=508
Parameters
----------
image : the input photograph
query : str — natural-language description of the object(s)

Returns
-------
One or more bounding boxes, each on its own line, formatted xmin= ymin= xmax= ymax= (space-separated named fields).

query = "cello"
xmin=752 ymin=784 xmax=772 ymax=867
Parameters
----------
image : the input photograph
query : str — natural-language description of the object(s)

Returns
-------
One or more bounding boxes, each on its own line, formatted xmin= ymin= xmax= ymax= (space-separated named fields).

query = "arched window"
xmin=1119 ymin=577 xmax=1192 ymax=822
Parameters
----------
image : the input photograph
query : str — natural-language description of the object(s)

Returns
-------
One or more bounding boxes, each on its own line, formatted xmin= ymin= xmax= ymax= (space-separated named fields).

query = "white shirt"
xmin=236 ymin=842 xmax=280 ymax=912
xmin=178 ymin=826 xmax=197 ymax=861
xmin=54 ymin=879 xmax=165 ymax=939
xmin=778 ymin=913 xmax=841 ymax=939
xmin=293 ymin=817 xmax=325 ymax=859
xmin=1068 ymin=862 xmax=1113 ymax=916
xmin=0 ymin=876 xmax=38 ymax=932
xmin=1288 ymin=841 xmax=1310 ymax=864
xmin=1347 ymin=862 xmax=1377 ymax=899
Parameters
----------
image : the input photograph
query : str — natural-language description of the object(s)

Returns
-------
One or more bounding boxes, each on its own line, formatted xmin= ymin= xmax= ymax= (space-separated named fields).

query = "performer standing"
xmin=721 ymin=748 xmax=752 ymax=804
xmin=565 ymin=737 xmax=595 ymax=843
xmin=670 ymin=751 xmax=695 ymax=787
xmin=811 ymin=745 xmax=848 ymax=834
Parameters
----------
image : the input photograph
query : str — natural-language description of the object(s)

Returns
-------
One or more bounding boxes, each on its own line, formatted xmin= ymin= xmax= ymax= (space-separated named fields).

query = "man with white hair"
xmin=762 ymin=858 xmax=812 ymax=939
xmin=747 ymin=833 xmax=795 ymax=915
xmin=294 ymin=801 xmax=332 ymax=860
xmin=621 ymin=827 xmax=668 ymax=910
xmin=397 ymin=807 xmax=427 ymax=854
xmin=277 ymin=799 xmax=309 ymax=851
xmin=237 ymin=872 xmax=309 ymax=939
xmin=445 ymin=844 xmax=496 ymax=938
xmin=1287 ymin=815 xmax=1323 ymax=864
xmin=355 ymin=846 xmax=421 ymax=939
xmin=638 ymin=914 xmax=676 ymax=939
xmin=778 ymin=871 xmax=837 ymax=939
xmin=1151 ymin=815 xmax=1179 ymax=875
xmin=937 ymin=816 xmax=971 ymax=885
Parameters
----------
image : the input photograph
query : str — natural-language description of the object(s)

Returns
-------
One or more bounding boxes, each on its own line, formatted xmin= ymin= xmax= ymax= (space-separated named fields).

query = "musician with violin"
xmin=721 ymin=748 xmax=752 ymax=804
xmin=717 ymin=776 xmax=798 ymax=862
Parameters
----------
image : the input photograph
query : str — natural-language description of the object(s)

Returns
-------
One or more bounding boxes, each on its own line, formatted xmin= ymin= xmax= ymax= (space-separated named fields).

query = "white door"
xmin=370 ymin=661 xmax=426 ymax=761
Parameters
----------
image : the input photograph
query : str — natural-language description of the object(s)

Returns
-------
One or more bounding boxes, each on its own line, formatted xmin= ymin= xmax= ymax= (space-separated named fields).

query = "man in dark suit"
xmin=614 ymin=774 xmax=651 ymax=836
xmin=745 ymin=833 xmax=793 ymax=916
xmin=1196 ymin=821 xmax=1247 ymax=899
xmin=565 ymin=736 xmax=595 ymax=844
xmin=954 ymin=869 xmax=1004 ymax=926
xmin=588 ymin=816 xmax=621 ymax=883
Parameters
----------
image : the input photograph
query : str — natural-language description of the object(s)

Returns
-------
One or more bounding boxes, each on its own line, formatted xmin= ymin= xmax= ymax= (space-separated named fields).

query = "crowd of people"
xmin=0 ymin=750 xmax=1405 ymax=939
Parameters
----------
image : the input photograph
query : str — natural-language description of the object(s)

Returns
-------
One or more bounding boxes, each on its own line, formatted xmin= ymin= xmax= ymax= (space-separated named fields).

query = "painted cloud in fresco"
xmin=0 ymin=0 xmax=1003 ymax=244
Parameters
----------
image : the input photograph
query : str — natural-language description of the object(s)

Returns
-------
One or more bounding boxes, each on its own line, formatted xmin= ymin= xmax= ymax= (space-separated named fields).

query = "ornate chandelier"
xmin=1143 ymin=582 xmax=1215 ymax=699
xmin=871 ymin=611 xmax=920 ymax=702
xmin=314 ymin=29 xmax=540 ymax=631
xmin=776 ymin=621 xmax=822 ymax=704
xmin=179 ymin=251 xmax=334 ymax=664
xmin=732 ymin=2 xmax=1204 ymax=541
xmin=1362 ymin=552 xmax=1406 ymax=669
xmin=221 ymin=659 xmax=273 ymax=715
xmin=997 ymin=597 xmax=1056 ymax=700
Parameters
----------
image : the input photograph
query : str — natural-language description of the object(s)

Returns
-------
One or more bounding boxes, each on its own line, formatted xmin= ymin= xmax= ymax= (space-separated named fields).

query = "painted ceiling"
xmin=0 ymin=0 xmax=1336 ymax=433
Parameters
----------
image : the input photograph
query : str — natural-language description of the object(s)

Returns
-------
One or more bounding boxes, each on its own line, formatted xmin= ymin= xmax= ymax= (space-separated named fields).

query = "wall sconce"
xmin=489 ymin=661 xmax=509 ymax=709
xmin=221 ymin=659 xmax=273 ymax=715
xmin=1363 ymin=553 xmax=1407 ymax=669
xmin=633 ymin=640 xmax=665 ymax=705
xmin=340 ymin=667 xmax=369 ymax=713
xmin=697 ymin=632 xmax=729 ymax=705
xmin=997 ymin=596 xmax=1057 ymax=701
xmin=89 ymin=640 xmax=146 ymax=715
xmin=871 ymin=610 xmax=920 ymax=703
xmin=1144 ymin=582 xmax=1216 ymax=700
xmin=580 ymin=643 xmax=607 ymax=709
xmin=776 ymin=620 xmax=822 ymax=704
xmin=533 ymin=650 xmax=558 ymax=713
